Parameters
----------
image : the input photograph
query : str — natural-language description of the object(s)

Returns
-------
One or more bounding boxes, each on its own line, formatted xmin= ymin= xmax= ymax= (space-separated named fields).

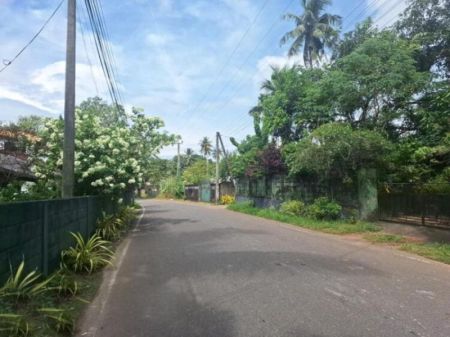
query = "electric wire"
xmin=0 ymin=0 xmax=65 ymax=74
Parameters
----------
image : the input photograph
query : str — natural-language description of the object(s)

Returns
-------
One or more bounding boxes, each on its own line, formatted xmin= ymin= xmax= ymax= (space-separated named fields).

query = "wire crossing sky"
xmin=0 ymin=0 xmax=407 ymax=157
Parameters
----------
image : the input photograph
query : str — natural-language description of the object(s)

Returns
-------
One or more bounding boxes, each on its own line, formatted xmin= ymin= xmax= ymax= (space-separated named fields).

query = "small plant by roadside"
xmin=38 ymin=308 xmax=74 ymax=335
xmin=220 ymin=195 xmax=235 ymax=205
xmin=61 ymin=233 xmax=114 ymax=274
xmin=48 ymin=271 xmax=79 ymax=298
xmin=305 ymin=197 xmax=342 ymax=220
xmin=279 ymin=200 xmax=305 ymax=216
xmin=96 ymin=214 xmax=121 ymax=241
xmin=0 ymin=205 xmax=137 ymax=336
xmin=0 ymin=314 xmax=30 ymax=337
xmin=96 ymin=206 xmax=138 ymax=242
xmin=0 ymin=261 xmax=52 ymax=303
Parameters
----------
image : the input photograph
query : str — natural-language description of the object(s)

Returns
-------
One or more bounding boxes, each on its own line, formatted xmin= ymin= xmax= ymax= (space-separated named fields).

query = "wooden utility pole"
xmin=215 ymin=132 xmax=220 ymax=204
xmin=62 ymin=0 xmax=76 ymax=198
xmin=176 ymin=141 xmax=181 ymax=179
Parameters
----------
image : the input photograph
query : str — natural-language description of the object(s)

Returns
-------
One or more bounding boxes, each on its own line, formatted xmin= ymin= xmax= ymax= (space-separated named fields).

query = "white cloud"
xmin=0 ymin=87 xmax=58 ymax=114
xmin=255 ymin=54 xmax=302 ymax=86
xmin=145 ymin=33 xmax=174 ymax=46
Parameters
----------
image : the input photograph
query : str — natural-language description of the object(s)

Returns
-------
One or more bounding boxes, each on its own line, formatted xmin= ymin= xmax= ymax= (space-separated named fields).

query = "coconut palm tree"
xmin=280 ymin=0 xmax=341 ymax=68
xmin=199 ymin=137 xmax=213 ymax=174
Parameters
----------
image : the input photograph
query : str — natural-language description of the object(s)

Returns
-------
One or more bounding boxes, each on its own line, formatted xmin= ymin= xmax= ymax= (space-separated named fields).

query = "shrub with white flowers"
xmin=32 ymin=97 xmax=177 ymax=197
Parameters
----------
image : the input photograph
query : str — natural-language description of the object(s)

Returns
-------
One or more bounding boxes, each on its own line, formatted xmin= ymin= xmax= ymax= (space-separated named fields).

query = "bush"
xmin=0 ymin=314 xmax=31 ymax=337
xmin=279 ymin=200 xmax=305 ymax=216
xmin=0 ymin=261 xmax=52 ymax=302
xmin=159 ymin=177 xmax=184 ymax=199
xmin=96 ymin=214 xmax=121 ymax=241
xmin=48 ymin=270 xmax=79 ymax=298
xmin=220 ymin=195 xmax=235 ymax=205
xmin=61 ymin=233 xmax=113 ymax=274
xmin=305 ymin=197 xmax=342 ymax=220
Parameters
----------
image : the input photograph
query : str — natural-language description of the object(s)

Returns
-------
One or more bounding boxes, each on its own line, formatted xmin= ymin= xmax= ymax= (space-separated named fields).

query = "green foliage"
xmin=220 ymin=195 xmax=235 ymax=205
xmin=61 ymin=233 xmax=113 ymax=274
xmin=96 ymin=214 xmax=121 ymax=241
xmin=279 ymin=200 xmax=305 ymax=216
xmin=228 ymin=203 xmax=380 ymax=234
xmin=38 ymin=308 xmax=74 ymax=335
xmin=48 ymin=271 xmax=79 ymax=298
xmin=0 ymin=314 xmax=30 ymax=337
xmin=364 ymin=233 xmax=407 ymax=244
xmin=0 ymin=181 xmax=57 ymax=203
xmin=401 ymin=243 xmax=450 ymax=264
xmin=280 ymin=0 xmax=341 ymax=67
xmin=159 ymin=177 xmax=185 ymax=199
xmin=284 ymin=123 xmax=390 ymax=182
xmin=396 ymin=0 xmax=450 ymax=76
xmin=333 ymin=18 xmax=377 ymax=59
xmin=31 ymin=98 xmax=177 ymax=198
xmin=95 ymin=207 xmax=136 ymax=242
xmin=305 ymin=197 xmax=342 ymax=220
xmin=325 ymin=32 xmax=427 ymax=135
xmin=0 ymin=262 xmax=52 ymax=302
xmin=182 ymin=161 xmax=212 ymax=185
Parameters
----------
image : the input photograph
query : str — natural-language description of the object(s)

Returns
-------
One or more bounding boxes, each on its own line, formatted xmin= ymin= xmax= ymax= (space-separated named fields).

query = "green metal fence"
xmin=0 ymin=196 xmax=111 ymax=282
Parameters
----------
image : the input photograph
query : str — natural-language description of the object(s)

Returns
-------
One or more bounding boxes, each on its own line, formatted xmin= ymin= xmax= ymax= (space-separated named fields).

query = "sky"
xmin=0 ymin=0 xmax=407 ymax=157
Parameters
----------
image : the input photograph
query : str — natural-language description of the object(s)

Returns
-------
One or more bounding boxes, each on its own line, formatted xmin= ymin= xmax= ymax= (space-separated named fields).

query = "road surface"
xmin=78 ymin=199 xmax=450 ymax=337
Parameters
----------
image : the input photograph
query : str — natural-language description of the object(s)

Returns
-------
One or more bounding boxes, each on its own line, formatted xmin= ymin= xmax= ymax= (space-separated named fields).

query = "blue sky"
xmin=0 ymin=0 xmax=407 ymax=157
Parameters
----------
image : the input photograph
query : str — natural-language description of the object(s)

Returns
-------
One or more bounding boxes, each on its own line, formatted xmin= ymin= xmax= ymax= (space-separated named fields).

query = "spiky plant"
xmin=0 ymin=261 xmax=52 ymax=302
xmin=0 ymin=314 xmax=31 ymax=337
xmin=61 ymin=233 xmax=114 ymax=274
xmin=38 ymin=308 xmax=74 ymax=334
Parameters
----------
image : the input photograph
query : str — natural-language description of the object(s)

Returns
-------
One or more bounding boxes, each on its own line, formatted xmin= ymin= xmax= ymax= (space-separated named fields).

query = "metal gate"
xmin=378 ymin=183 xmax=450 ymax=228
xmin=199 ymin=181 xmax=211 ymax=202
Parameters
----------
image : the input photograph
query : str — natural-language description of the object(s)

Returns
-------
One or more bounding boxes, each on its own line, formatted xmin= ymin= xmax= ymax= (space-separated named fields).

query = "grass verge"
xmin=228 ymin=203 xmax=381 ymax=234
xmin=228 ymin=203 xmax=450 ymax=265
xmin=363 ymin=233 xmax=408 ymax=244
xmin=400 ymin=243 xmax=450 ymax=264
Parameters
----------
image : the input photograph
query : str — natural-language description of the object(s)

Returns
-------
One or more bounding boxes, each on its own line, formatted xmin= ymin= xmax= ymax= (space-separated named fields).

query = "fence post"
xmin=42 ymin=203 xmax=49 ymax=276
xmin=357 ymin=168 xmax=378 ymax=220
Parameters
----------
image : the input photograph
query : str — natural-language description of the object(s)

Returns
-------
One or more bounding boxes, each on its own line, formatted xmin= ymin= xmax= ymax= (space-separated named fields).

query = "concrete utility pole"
xmin=176 ymin=141 xmax=181 ymax=179
xmin=62 ymin=0 xmax=76 ymax=198
xmin=215 ymin=132 xmax=220 ymax=204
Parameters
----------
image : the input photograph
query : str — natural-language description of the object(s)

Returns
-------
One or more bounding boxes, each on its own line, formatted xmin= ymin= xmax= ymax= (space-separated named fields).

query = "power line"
xmin=0 ymin=0 xmax=65 ymax=74
xmin=78 ymin=1 xmax=100 ymax=96
xmin=83 ymin=0 xmax=122 ymax=108
xmin=224 ymin=0 xmax=407 ymax=138
xmin=184 ymin=0 xmax=296 ymax=129
xmin=182 ymin=0 xmax=272 ymax=119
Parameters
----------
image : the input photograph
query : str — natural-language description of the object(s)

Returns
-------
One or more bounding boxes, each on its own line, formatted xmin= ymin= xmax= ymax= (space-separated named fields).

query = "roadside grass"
xmin=363 ymin=233 xmax=408 ymax=244
xmin=0 ymin=272 xmax=102 ymax=337
xmin=227 ymin=203 xmax=381 ymax=234
xmin=400 ymin=243 xmax=450 ymax=264
xmin=228 ymin=203 xmax=450 ymax=265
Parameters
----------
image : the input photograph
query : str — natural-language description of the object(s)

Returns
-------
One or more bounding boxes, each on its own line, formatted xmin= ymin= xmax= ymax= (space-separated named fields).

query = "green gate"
xmin=199 ymin=181 xmax=211 ymax=202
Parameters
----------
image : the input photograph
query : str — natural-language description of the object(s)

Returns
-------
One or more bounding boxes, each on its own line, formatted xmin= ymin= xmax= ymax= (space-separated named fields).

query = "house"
xmin=0 ymin=128 xmax=39 ymax=186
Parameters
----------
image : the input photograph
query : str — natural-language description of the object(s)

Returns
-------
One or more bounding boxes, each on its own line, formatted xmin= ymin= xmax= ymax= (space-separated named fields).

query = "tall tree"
xmin=280 ymin=0 xmax=341 ymax=68
xmin=199 ymin=137 xmax=213 ymax=174
xmin=396 ymin=0 xmax=450 ymax=77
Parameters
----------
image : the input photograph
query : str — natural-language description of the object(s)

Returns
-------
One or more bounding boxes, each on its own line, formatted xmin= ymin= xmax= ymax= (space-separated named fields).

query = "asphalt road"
xmin=78 ymin=200 xmax=450 ymax=337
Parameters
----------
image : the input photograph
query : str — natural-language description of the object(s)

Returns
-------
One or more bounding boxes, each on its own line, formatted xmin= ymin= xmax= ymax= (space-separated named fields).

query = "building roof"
xmin=0 ymin=128 xmax=41 ymax=143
